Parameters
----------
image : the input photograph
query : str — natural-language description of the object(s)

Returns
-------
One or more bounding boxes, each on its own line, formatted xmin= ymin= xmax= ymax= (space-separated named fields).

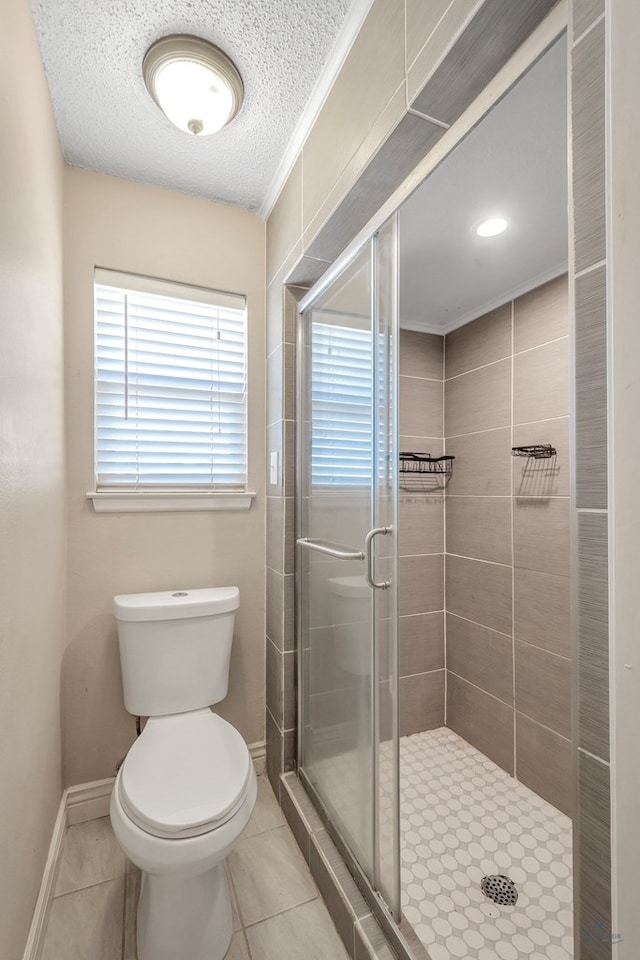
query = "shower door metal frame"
xmin=295 ymin=223 xmax=401 ymax=922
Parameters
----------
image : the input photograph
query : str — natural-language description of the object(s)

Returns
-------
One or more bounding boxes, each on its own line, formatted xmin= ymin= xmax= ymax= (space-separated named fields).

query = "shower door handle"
xmin=297 ymin=538 xmax=365 ymax=560
xmin=364 ymin=526 xmax=392 ymax=590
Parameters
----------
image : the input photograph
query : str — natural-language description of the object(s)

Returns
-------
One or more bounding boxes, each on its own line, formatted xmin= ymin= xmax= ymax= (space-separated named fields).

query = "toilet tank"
xmin=113 ymin=587 xmax=239 ymax=717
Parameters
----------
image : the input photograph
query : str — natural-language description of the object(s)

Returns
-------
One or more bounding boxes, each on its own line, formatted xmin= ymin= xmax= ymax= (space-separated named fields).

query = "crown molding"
xmin=259 ymin=0 xmax=375 ymax=220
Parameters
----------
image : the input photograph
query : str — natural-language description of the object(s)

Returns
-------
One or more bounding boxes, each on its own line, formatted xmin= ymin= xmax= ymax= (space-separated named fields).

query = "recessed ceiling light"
xmin=143 ymin=35 xmax=244 ymax=136
xmin=476 ymin=217 xmax=508 ymax=237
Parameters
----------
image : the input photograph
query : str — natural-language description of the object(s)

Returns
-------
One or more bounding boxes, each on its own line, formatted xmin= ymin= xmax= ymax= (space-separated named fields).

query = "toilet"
xmin=109 ymin=586 xmax=257 ymax=960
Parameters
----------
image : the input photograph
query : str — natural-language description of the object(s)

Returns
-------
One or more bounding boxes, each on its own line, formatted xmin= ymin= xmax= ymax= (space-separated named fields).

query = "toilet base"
xmin=137 ymin=861 xmax=233 ymax=960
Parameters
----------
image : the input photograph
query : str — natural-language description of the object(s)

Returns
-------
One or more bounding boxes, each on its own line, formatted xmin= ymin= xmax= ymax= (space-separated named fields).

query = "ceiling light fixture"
xmin=476 ymin=217 xmax=509 ymax=237
xmin=143 ymin=35 xmax=244 ymax=136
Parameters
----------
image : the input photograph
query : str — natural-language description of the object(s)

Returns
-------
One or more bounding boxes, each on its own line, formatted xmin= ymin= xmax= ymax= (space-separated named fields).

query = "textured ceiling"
xmin=399 ymin=37 xmax=568 ymax=333
xmin=31 ymin=0 xmax=359 ymax=212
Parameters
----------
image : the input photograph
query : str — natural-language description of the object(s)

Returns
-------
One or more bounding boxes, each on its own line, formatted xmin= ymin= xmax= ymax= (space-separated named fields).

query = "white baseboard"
xmin=66 ymin=777 xmax=115 ymax=825
xmin=249 ymin=740 xmax=267 ymax=775
xmin=21 ymin=796 xmax=67 ymax=960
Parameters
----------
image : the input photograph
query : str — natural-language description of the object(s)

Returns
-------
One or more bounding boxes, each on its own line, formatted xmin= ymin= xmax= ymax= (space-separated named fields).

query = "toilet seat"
xmin=118 ymin=709 xmax=252 ymax=840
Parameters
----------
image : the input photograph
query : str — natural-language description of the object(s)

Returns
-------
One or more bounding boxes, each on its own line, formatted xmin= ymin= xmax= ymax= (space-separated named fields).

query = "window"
xmin=311 ymin=320 xmax=373 ymax=486
xmin=93 ymin=269 xmax=248 ymax=505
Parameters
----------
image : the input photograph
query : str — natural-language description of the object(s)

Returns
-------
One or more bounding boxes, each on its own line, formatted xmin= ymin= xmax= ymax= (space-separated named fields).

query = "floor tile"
xmin=245 ymin=899 xmax=349 ymax=960
xmin=226 ymin=931 xmax=251 ymax=960
xmin=54 ymin=816 xmax=128 ymax=896
xmin=228 ymin=825 xmax=318 ymax=926
xmin=242 ymin=774 xmax=286 ymax=838
xmin=41 ymin=877 xmax=125 ymax=960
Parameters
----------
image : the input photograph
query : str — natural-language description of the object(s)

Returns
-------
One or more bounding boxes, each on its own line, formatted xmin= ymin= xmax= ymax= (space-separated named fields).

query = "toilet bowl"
xmin=109 ymin=587 xmax=256 ymax=960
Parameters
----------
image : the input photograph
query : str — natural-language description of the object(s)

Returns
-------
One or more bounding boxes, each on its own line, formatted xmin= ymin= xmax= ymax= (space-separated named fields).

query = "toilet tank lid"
xmin=113 ymin=586 xmax=239 ymax=622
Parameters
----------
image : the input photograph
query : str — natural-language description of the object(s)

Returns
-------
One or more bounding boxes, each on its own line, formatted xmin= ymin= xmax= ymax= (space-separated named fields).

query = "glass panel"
xmin=299 ymin=241 xmax=376 ymax=880
xmin=373 ymin=215 xmax=400 ymax=915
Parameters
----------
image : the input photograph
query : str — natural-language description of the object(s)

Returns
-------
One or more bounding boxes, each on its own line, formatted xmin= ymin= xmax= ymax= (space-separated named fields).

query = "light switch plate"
xmin=269 ymin=451 xmax=279 ymax=486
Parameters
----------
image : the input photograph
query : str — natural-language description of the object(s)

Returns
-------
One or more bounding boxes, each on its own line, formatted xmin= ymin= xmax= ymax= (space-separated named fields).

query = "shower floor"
xmin=400 ymin=727 xmax=573 ymax=960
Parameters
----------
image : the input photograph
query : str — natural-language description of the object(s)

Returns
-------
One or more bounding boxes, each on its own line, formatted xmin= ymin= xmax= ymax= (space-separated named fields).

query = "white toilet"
xmin=109 ymin=586 xmax=257 ymax=960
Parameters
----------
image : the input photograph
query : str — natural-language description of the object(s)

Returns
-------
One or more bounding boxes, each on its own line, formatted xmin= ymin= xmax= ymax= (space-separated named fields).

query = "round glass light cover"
xmin=154 ymin=59 xmax=234 ymax=134
xmin=143 ymin=36 xmax=243 ymax=136
xmin=476 ymin=217 xmax=508 ymax=237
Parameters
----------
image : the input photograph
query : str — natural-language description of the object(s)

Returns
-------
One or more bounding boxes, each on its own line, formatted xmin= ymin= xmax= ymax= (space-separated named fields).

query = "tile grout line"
xmin=444 ymin=333 xmax=569 ymax=383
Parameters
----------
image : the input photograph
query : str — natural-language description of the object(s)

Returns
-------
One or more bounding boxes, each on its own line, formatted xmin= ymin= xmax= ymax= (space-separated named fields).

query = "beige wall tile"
xmin=400 ymin=436 xmax=443 ymax=458
xmin=577 ymin=751 xmax=611 ymax=950
xmin=515 ymin=640 xmax=572 ymax=740
xmin=445 ymin=427 xmax=511 ymax=496
xmin=445 ymin=359 xmax=511 ymax=437
xmin=513 ymin=338 xmax=569 ymax=425
xmin=446 ymin=496 xmax=511 ymax=565
xmin=400 ymin=329 xmax=444 ymax=380
xmin=400 ymin=671 xmax=446 ymax=736
xmin=576 ymin=264 xmax=607 ymax=509
xmin=515 ymin=713 xmax=572 ymax=816
xmin=574 ymin=0 xmax=604 ymax=40
xmin=303 ymin=84 xmax=409 ymax=255
xmin=446 ymin=555 xmax=512 ymax=635
xmin=267 ymin=157 xmax=302 ymax=284
xmin=578 ymin=512 xmax=609 ymax=761
xmin=446 ymin=614 xmax=513 ymax=705
xmin=302 ymin=0 xmax=405 ymax=232
xmin=445 ymin=303 xmax=511 ymax=379
xmin=400 ymin=612 xmax=445 ymax=677
xmin=399 ymin=494 xmax=444 ymax=556
xmin=407 ymin=0 xmax=479 ymax=104
xmin=266 ymin=497 xmax=284 ymax=573
xmin=447 ymin=673 xmax=514 ymax=774
xmin=514 ymin=274 xmax=569 ymax=353
xmin=512 ymin=417 xmax=570 ymax=498
xmin=405 ymin=0 xmax=455 ymax=70
xmin=513 ymin=497 xmax=570 ymax=577
xmin=410 ymin=0 xmax=557 ymax=121
xmin=573 ymin=20 xmax=606 ymax=272
xmin=400 ymin=554 xmax=444 ymax=616
xmin=514 ymin=569 xmax=570 ymax=657
xmin=400 ymin=376 xmax=443 ymax=438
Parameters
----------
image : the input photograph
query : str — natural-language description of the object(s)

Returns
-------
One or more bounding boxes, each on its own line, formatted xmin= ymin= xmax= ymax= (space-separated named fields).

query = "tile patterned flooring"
xmin=400 ymin=728 xmax=573 ymax=960
xmin=41 ymin=775 xmax=350 ymax=960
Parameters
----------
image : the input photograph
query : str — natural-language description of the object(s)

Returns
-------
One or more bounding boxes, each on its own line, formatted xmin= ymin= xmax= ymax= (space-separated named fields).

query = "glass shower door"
xmin=297 ymin=217 xmax=399 ymax=914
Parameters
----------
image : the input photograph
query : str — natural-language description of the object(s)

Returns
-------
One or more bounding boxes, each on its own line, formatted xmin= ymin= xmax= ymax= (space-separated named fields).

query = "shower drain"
xmin=481 ymin=874 xmax=519 ymax=906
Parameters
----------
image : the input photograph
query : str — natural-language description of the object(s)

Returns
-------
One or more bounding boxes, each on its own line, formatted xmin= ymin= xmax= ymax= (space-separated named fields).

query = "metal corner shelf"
xmin=511 ymin=444 xmax=557 ymax=459
xmin=399 ymin=452 xmax=454 ymax=492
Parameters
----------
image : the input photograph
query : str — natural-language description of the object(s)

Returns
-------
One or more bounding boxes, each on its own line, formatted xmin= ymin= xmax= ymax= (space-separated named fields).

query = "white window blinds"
xmin=311 ymin=320 xmax=373 ymax=486
xmin=94 ymin=270 xmax=247 ymax=489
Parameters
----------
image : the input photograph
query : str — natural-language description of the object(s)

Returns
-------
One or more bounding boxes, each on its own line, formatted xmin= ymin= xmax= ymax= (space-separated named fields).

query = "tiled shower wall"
xmin=571 ymin=2 xmax=611 ymax=956
xmin=398 ymin=331 xmax=445 ymax=736
xmin=444 ymin=276 xmax=572 ymax=816
xmin=265 ymin=1 xmax=612 ymax=957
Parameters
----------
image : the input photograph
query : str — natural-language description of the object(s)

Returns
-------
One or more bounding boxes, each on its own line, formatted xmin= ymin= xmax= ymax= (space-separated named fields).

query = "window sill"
xmin=86 ymin=491 xmax=256 ymax=514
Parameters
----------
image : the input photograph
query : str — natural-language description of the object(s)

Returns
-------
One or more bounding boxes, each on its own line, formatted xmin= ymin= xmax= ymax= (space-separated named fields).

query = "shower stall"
xmin=294 ymin=36 xmax=573 ymax=960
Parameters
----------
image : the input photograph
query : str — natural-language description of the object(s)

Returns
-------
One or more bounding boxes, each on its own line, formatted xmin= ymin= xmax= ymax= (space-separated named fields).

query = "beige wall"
xmin=63 ymin=167 xmax=266 ymax=786
xmin=0 ymin=0 xmax=65 ymax=955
